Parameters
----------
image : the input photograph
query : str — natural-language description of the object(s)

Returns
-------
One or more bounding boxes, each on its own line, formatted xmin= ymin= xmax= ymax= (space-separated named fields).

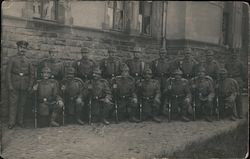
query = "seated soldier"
xmin=33 ymin=66 xmax=64 ymax=127
xmin=218 ymin=68 xmax=239 ymax=121
xmin=164 ymin=69 xmax=192 ymax=122
xmin=190 ymin=67 xmax=215 ymax=122
xmin=137 ymin=67 xmax=162 ymax=123
xmin=110 ymin=64 xmax=139 ymax=123
xmin=86 ymin=67 xmax=112 ymax=125
xmin=60 ymin=67 xmax=86 ymax=125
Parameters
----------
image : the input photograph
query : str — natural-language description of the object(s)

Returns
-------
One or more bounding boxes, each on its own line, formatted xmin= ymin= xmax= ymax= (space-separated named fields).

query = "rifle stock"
xmin=89 ymin=98 xmax=92 ymax=125
xmin=139 ymin=99 xmax=142 ymax=121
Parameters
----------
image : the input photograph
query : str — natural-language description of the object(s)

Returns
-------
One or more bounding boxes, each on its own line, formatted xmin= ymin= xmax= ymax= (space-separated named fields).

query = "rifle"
xmin=88 ymin=97 xmax=92 ymax=125
xmin=113 ymin=81 xmax=119 ymax=123
xmin=34 ymin=67 xmax=38 ymax=128
xmin=61 ymin=85 xmax=66 ymax=126
xmin=215 ymin=85 xmax=220 ymax=120
xmin=168 ymin=78 xmax=173 ymax=122
xmin=1 ymin=102 xmax=3 ymax=154
xmin=192 ymin=93 xmax=196 ymax=121
xmin=139 ymin=98 xmax=143 ymax=121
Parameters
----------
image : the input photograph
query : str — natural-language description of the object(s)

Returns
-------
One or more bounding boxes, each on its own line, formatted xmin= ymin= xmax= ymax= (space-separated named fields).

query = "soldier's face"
xmin=144 ymin=73 xmax=152 ymax=80
xmin=109 ymin=51 xmax=115 ymax=57
xmin=198 ymin=71 xmax=206 ymax=78
xmin=134 ymin=52 xmax=139 ymax=58
xmin=185 ymin=53 xmax=191 ymax=59
xmin=18 ymin=45 xmax=27 ymax=55
xmin=174 ymin=74 xmax=181 ymax=79
xmin=42 ymin=72 xmax=50 ymax=79
xmin=121 ymin=70 xmax=129 ymax=76
xmin=49 ymin=52 xmax=55 ymax=58
xmin=82 ymin=52 xmax=88 ymax=58
xmin=159 ymin=53 xmax=164 ymax=58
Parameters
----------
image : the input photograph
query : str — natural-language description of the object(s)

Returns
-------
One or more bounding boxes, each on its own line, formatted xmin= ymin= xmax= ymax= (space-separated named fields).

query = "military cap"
xmin=65 ymin=67 xmax=75 ymax=74
xmin=108 ymin=47 xmax=117 ymax=53
xmin=120 ymin=63 xmax=129 ymax=71
xmin=159 ymin=48 xmax=167 ymax=54
xmin=16 ymin=40 xmax=28 ymax=48
xmin=206 ymin=50 xmax=214 ymax=56
xmin=41 ymin=66 xmax=51 ymax=73
xmin=198 ymin=66 xmax=206 ymax=73
xmin=173 ymin=68 xmax=183 ymax=75
xmin=93 ymin=67 xmax=102 ymax=74
xmin=219 ymin=68 xmax=228 ymax=74
xmin=132 ymin=47 xmax=142 ymax=52
xmin=184 ymin=48 xmax=192 ymax=54
xmin=144 ymin=67 xmax=152 ymax=74
xmin=81 ymin=47 xmax=89 ymax=54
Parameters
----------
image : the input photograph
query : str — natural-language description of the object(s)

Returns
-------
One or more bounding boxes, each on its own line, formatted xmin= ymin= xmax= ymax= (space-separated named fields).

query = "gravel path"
xmin=1 ymin=118 xmax=247 ymax=159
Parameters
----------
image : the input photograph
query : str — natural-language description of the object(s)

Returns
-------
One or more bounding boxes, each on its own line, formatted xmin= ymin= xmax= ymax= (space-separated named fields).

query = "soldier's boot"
xmin=205 ymin=116 xmax=213 ymax=122
xmin=50 ymin=112 xmax=60 ymax=127
xmin=8 ymin=124 xmax=14 ymax=129
xmin=102 ymin=118 xmax=110 ymax=125
xmin=152 ymin=116 xmax=162 ymax=123
xmin=129 ymin=116 xmax=140 ymax=123
xmin=76 ymin=109 xmax=84 ymax=125
xmin=181 ymin=116 xmax=190 ymax=122
xmin=76 ymin=118 xmax=84 ymax=125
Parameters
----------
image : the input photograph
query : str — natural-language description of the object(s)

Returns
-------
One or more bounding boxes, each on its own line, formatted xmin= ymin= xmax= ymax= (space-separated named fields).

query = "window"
xmin=139 ymin=1 xmax=152 ymax=35
xmin=222 ymin=12 xmax=229 ymax=45
xmin=107 ymin=1 xmax=124 ymax=30
xmin=33 ymin=0 xmax=58 ymax=21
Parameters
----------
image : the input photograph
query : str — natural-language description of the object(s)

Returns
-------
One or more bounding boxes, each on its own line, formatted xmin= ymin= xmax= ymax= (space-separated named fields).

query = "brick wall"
xmin=1 ymin=16 xmax=163 ymax=119
xmin=0 ymin=15 xmax=235 ymax=120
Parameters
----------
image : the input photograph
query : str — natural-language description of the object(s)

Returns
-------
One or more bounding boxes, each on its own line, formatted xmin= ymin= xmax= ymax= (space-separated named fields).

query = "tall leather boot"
xmin=50 ymin=112 xmax=60 ymax=127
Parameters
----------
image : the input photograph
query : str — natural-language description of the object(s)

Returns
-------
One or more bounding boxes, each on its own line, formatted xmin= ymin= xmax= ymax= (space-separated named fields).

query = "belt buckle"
xmin=19 ymin=73 xmax=24 ymax=76
xmin=51 ymin=75 xmax=54 ymax=78
xmin=175 ymin=95 xmax=178 ymax=98
xmin=146 ymin=97 xmax=149 ymax=100
xmin=112 ymin=74 xmax=114 ymax=77
xmin=95 ymin=96 xmax=98 ymax=99
xmin=122 ymin=96 xmax=125 ymax=98
xmin=43 ymin=98 xmax=47 ymax=102
xmin=70 ymin=97 xmax=74 ymax=100
xmin=135 ymin=73 xmax=138 ymax=76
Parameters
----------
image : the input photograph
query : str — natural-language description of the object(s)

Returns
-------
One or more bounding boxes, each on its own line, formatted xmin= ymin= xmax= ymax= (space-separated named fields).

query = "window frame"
xmin=139 ymin=1 xmax=153 ymax=36
xmin=107 ymin=1 xmax=125 ymax=32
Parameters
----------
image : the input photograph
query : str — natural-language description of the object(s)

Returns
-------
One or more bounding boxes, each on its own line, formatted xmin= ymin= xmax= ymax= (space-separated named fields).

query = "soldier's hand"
xmin=57 ymin=100 xmax=64 ymax=107
xmin=33 ymin=84 xmax=38 ymax=91
xmin=154 ymin=98 xmax=161 ymax=104
xmin=132 ymin=98 xmax=138 ymax=104
xmin=61 ymin=85 xmax=66 ymax=91
xmin=184 ymin=98 xmax=191 ymax=103
xmin=76 ymin=97 xmax=83 ymax=104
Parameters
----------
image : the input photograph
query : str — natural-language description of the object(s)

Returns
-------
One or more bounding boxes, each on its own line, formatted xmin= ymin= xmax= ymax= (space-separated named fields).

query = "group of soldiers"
xmin=6 ymin=40 xmax=246 ymax=129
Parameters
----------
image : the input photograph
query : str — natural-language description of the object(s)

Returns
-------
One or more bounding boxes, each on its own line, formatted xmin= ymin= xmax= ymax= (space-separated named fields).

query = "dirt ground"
xmin=0 ymin=97 xmax=248 ymax=159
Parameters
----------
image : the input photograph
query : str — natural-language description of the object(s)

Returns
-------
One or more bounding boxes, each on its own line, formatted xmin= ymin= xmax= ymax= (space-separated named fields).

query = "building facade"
xmin=1 ymin=1 xmax=249 ymax=118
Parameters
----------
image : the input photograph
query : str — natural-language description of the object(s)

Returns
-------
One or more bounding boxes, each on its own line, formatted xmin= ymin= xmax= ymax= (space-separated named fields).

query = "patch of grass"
xmin=157 ymin=121 xmax=249 ymax=159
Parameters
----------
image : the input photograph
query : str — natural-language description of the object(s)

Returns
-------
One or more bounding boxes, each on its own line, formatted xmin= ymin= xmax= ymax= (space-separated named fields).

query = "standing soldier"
xmin=179 ymin=48 xmax=198 ymax=79
xmin=100 ymin=47 xmax=121 ymax=82
xmin=137 ymin=67 xmax=162 ymax=123
xmin=126 ymin=47 xmax=145 ymax=82
xmin=60 ymin=67 xmax=86 ymax=125
xmin=151 ymin=48 xmax=171 ymax=115
xmin=190 ymin=67 xmax=215 ymax=122
xmin=164 ymin=69 xmax=192 ymax=122
xmin=37 ymin=50 xmax=65 ymax=81
xmin=110 ymin=64 xmax=139 ymax=122
xmin=225 ymin=50 xmax=246 ymax=119
xmin=73 ymin=47 xmax=96 ymax=82
xmin=32 ymin=67 xmax=64 ymax=127
xmin=87 ymin=67 xmax=112 ymax=125
xmin=218 ymin=68 xmax=239 ymax=121
xmin=6 ymin=40 xmax=34 ymax=129
xmin=204 ymin=50 xmax=220 ymax=82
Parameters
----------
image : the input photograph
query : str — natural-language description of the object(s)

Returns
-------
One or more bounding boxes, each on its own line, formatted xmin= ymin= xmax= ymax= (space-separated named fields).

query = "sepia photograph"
xmin=1 ymin=1 xmax=249 ymax=159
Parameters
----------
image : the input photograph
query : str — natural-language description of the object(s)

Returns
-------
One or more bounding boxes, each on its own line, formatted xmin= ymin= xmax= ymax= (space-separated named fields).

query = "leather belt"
xmin=12 ymin=72 xmax=28 ymax=76
xmin=119 ymin=95 xmax=131 ymax=99
xmin=92 ymin=96 xmax=104 ymax=100
xmin=171 ymin=94 xmax=185 ymax=98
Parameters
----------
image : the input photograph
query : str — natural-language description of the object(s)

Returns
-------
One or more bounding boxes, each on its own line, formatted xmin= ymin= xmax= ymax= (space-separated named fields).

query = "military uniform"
xmin=110 ymin=64 xmax=138 ymax=122
xmin=34 ymin=67 xmax=64 ymax=127
xmin=218 ymin=68 xmax=239 ymax=120
xmin=100 ymin=47 xmax=121 ymax=80
xmin=190 ymin=67 xmax=215 ymax=121
xmin=126 ymin=47 xmax=145 ymax=81
xmin=73 ymin=47 xmax=96 ymax=82
xmin=87 ymin=67 xmax=112 ymax=125
xmin=179 ymin=48 xmax=198 ymax=79
xmin=37 ymin=51 xmax=65 ymax=81
xmin=60 ymin=67 xmax=86 ymax=125
xmin=164 ymin=69 xmax=192 ymax=121
xmin=6 ymin=41 xmax=34 ymax=128
xmin=225 ymin=51 xmax=246 ymax=118
xmin=137 ymin=68 xmax=161 ymax=122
